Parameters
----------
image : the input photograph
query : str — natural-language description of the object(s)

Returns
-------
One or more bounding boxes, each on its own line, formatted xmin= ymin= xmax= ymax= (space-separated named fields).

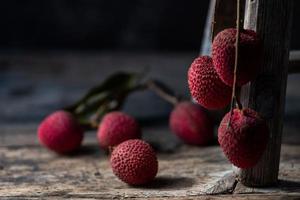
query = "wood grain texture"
xmin=211 ymin=0 xmax=246 ymax=42
xmin=211 ymin=0 xmax=236 ymax=41
xmin=0 ymin=134 xmax=232 ymax=198
xmin=239 ymin=0 xmax=293 ymax=186
xmin=0 ymin=127 xmax=299 ymax=199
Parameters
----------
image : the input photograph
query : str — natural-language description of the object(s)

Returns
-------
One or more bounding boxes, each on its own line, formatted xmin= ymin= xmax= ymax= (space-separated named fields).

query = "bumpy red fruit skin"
xmin=212 ymin=28 xmax=261 ymax=86
xmin=110 ymin=139 xmax=158 ymax=185
xmin=218 ymin=108 xmax=269 ymax=169
xmin=188 ymin=56 xmax=232 ymax=110
xmin=97 ymin=112 xmax=141 ymax=149
xmin=38 ymin=111 xmax=84 ymax=154
xmin=169 ymin=101 xmax=214 ymax=145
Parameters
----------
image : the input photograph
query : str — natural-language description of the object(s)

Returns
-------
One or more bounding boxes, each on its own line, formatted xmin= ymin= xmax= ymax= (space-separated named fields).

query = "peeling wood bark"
xmin=205 ymin=172 xmax=238 ymax=194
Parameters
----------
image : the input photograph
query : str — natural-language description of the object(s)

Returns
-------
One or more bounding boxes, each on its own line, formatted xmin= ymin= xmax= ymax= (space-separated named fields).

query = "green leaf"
xmin=64 ymin=72 xmax=144 ymax=129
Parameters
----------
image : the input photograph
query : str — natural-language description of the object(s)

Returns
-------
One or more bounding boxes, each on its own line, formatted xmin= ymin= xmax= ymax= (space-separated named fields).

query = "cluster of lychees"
xmin=38 ymin=111 xmax=157 ymax=185
xmin=188 ymin=28 xmax=269 ymax=169
xmin=38 ymin=98 xmax=216 ymax=185
xmin=37 ymin=27 xmax=270 ymax=187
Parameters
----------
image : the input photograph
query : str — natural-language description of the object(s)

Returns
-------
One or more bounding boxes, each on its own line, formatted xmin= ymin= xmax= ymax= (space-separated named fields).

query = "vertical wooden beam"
xmin=201 ymin=0 xmax=243 ymax=55
xmin=200 ymin=0 xmax=216 ymax=55
xmin=237 ymin=0 xmax=293 ymax=187
xmin=211 ymin=0 xmax=238 ymax=40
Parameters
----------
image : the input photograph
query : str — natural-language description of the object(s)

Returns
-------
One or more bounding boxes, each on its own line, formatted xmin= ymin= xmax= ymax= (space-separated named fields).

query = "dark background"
xmin=0 ymin=1 xmax=299 ymax=145
xmin=0 ymin=0 xmax=208 ymax=51
xmin=0 ymin=0 xmax=299 ymax=51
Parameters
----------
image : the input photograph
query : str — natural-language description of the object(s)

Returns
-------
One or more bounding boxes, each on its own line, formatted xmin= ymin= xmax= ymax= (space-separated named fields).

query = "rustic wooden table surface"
xmin=0 ymin=126 xmax=299 ymax=199
xmin=0 ymin=52 xmax=299 ymax=199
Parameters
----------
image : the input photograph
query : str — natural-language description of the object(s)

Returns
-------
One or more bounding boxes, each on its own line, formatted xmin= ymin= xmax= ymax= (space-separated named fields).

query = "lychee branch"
xmin=229 ymin=0 xmax=243 ymax=126
xmin=146 ymin=80 xmax=179 ymax=106
xmin=62 ymin=72 xmax=182 ymax=129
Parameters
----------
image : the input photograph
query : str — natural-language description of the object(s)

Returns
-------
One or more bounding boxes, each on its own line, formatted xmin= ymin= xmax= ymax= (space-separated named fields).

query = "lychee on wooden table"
xmin=0 ymin=124 xmax=299 ymax=199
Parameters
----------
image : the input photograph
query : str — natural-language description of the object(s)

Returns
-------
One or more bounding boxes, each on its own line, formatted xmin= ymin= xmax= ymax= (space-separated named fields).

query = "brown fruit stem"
xmin=146 ymin=80 xmax=179 ymax=106
xmin=228 ymin=0 xmax=243 ymax=128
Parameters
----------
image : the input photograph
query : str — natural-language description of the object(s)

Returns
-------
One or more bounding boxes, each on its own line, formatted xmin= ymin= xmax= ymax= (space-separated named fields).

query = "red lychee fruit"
xmin=97 ymin=112 xmax=141 ymax=149
xmin=38 ymin=111 xmax=84 ymax=154
xmin=188 ymin=56 xmax=232 ymax=110
xmin=169 ymin=101 xmax=214 ymax=146
xmin=110 ymin=139 xmax=158 ymax=185
xmin=218 ymin=108 xmax=269 ymax=169
xmin=212 ymin=28 xmax=261 ymax=86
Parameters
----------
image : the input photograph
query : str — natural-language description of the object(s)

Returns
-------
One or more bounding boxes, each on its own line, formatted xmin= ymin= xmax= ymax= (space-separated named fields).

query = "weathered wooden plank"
xmin=0 ymin=144 xmax=232 ymax=198
xmin=238 ymin=0 xmax=293 ymax=186
xmin=0 ymin=194 xmax=300 ymax=200
xmin=201 ymin=0 xmax=246 ymax=55
xmin=211 ymin=0 xmax=242 ymax=41
xmin=0 ymin=129 xmax=299 ymax=199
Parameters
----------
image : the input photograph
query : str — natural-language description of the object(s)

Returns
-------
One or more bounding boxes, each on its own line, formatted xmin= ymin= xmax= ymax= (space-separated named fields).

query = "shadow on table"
xmin=277 ymin=179 xmax=300 ymax=192
xmin=138 ymin=176 xmax=195 ymax=190
xmin=62 ymin=145 xmax=106 ymax=157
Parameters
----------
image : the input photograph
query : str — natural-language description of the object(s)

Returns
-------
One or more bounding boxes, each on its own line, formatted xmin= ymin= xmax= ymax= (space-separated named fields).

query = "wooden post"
xmin=200 ymin=0 xmax=245 ymax=55
xmin=237 ymin=0 xmax=293 ymax=186
xmin=204 ymin=0 xmax=294 ymax=187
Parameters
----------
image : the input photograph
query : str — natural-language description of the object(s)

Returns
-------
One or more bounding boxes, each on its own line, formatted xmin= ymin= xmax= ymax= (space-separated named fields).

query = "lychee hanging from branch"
xmin=212 ymin=28 xmax=262 ymax=86
xmin=217 ymin=0 xmax=269 ymax=169
xmin=218 ymin=108 xmax=269 ymax=168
